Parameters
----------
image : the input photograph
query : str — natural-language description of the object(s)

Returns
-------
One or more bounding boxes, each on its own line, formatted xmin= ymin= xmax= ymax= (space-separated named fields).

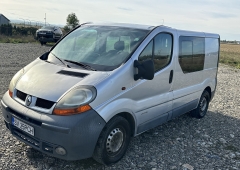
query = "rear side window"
xmin=138 ymin=33 xmax=173 ymax=73
xmin=179 ymin=36 xmax=205 ymax=73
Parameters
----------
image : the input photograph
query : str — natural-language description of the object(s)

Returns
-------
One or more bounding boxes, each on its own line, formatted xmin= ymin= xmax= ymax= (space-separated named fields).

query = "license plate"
xmin=40 ymin=32 xmax=46 ymax=34
xmin=12 ymin=117 xmax=34 ymax=136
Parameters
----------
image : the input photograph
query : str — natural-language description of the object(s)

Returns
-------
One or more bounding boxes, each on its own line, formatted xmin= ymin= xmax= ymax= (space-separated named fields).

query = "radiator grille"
xmin=15 ymin=89 xmax=55 ymax=110
xmin=36 ymin=98 xmax=55 ymax=109
xmin=16 ymin=90 xmax=27 ymax=101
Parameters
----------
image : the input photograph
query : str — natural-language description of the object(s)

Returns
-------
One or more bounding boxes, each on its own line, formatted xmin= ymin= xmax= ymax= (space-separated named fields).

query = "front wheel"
xmin=190 ymin=90 xmax=210 ymax=119
xmin=93 ymin=116 xmax=131 ymax=165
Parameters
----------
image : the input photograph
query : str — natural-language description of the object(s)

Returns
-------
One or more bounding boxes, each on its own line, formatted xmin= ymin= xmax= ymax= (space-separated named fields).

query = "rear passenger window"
xmin=179 ymin=36 xmax=205 ymax=73
xmin=138 ymin=33 xmax=173 ymax=73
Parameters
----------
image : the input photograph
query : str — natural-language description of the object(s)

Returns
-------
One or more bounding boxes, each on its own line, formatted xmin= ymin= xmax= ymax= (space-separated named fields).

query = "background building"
xmin=0 ymin=14 xmax=10 ymax=25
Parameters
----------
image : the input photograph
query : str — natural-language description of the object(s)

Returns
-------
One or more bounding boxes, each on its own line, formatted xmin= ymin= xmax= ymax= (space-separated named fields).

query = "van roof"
xmin=85 ymin=22 xmax=220 ymax=38
xmin=86 ymin=22 xmax=156 ymax=30
xmin=177 ymin=29 xmax=220 ymax=39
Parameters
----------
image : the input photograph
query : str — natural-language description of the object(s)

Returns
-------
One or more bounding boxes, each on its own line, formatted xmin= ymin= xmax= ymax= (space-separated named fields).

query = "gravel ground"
xmin=0 ymin=43 xmax=240 ymax=170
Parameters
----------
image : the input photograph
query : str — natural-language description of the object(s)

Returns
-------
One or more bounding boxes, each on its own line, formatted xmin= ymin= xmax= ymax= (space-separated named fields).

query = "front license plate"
xmin=12 ymin=117 xmax=34 ymax=136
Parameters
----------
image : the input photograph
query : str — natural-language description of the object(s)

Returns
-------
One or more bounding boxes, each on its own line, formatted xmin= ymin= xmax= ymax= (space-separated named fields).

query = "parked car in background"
xmin=36 ymin=26 xmax=62 ymax=45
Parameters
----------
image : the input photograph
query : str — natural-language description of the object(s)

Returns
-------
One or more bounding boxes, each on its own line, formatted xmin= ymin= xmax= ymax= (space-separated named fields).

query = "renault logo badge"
xmin=25 ymin=95 xmax=32 ymax=106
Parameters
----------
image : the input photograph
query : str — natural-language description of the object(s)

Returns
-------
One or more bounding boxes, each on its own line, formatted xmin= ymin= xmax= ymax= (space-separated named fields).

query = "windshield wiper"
xmin=64 ymin=60 xmax=96 ymax=71
xmin=51 ymin=53 xmax=70 ymax=68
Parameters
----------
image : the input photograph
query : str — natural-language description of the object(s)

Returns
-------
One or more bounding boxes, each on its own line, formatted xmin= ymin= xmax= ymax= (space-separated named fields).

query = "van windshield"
xmin=50 ymin=25 xmax=149 ymax=71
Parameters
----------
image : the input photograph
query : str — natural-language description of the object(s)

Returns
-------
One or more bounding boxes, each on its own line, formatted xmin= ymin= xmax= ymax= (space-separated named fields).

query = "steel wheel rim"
xmin=106 ymin=128 xmax=124 ymax=153
xmin=200 ymin=97 xmax=207 ymax=116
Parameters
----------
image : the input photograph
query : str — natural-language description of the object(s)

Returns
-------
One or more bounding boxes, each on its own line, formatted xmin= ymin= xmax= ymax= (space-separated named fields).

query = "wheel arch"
xmin=104 ymin=112 xmax=136 ymax=137
xmin=204 ymin=86 xmax=212 ymax=100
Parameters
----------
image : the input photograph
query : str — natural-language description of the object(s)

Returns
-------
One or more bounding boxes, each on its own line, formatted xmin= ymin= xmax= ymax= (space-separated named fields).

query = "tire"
xmin=93 ymin=116 xmax=131 ymax=165
xmin=190 ymin=90 xmax=210 ymax=119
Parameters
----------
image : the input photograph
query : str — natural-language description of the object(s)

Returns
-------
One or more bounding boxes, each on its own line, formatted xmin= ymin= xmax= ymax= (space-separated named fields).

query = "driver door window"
xmin=139 ymin=40 xmax=153 ymax=62
xmin=138 ymin=33 xmax=173 ymax=73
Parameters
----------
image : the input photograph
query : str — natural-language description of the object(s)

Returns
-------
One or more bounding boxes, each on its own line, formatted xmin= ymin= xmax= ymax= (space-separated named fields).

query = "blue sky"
xmin=1 ymin=0 xmax=239 ymax=40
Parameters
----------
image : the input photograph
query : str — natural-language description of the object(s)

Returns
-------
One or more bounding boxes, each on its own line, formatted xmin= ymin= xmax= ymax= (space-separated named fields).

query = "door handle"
xmin=169 ymin=70 xmax=173 ymax=84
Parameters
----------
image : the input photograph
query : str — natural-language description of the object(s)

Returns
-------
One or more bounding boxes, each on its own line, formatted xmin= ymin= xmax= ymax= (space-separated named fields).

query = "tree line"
xmin=0 ymin=13 xmax=80 ymax=36
xmin=0 ymin=24 xmax=38 ymax=36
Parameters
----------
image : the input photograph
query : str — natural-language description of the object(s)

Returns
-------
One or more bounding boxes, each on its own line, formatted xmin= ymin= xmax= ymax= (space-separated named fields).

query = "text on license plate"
xmin=12 ymin=117 xmax=34 ymax=136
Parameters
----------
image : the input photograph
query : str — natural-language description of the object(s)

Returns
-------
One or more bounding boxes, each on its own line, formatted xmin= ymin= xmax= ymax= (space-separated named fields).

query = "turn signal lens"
xmin=53 ymin=104 xmax=91 ymax=116
xmin=9 ymin=90 xmax=13 ymax=98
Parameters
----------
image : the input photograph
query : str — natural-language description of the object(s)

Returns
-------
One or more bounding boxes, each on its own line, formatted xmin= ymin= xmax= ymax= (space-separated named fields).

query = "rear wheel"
xmin=93 ymin=116 xmax=131 ymax=165
xmin=190 ymin=90 xmax=210 ymax=119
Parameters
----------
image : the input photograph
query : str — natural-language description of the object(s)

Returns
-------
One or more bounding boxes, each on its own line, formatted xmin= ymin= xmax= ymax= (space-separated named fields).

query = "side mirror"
xmin=134 ymin=59 xmax=154 ymax=81
xmin=40 ymin=51 xmax=50 ymax=60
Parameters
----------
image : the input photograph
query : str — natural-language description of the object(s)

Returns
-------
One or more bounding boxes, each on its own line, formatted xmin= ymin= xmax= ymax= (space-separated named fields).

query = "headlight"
xmin=9 ymin=69 xmax=24 ymax=98
xmin=53 ymin=86 xmax=97 ymax=116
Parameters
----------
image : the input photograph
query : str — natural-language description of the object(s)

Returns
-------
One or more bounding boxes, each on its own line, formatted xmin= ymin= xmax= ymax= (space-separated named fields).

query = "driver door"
xmin=129 ymin=32 xmax=174 ymax=134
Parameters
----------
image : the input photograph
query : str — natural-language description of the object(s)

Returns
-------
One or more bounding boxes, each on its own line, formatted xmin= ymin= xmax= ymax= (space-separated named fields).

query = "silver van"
xmin=1 ymin=23 xmax=220 ymax=165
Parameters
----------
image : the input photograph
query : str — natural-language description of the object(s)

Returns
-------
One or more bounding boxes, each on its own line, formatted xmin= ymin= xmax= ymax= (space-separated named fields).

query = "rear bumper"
xmin=1 ymin=92 xmax=106 ymax=160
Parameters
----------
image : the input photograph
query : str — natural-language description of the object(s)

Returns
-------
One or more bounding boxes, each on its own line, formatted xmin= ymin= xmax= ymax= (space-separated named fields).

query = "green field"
xmin=220 ymin=43 xmax=240 ymax=69
xmin=0 ymin=35 xmax=37 ymax=43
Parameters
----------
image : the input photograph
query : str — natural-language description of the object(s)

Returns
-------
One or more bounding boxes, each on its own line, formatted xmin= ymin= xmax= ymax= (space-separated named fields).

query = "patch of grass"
xmin=220 ymin=51 xmax=240 ymax=68
xmin=220 ymin=44 xmax=240 ymax=69
xmin=0 ymin=35 xmax=37 ymax=43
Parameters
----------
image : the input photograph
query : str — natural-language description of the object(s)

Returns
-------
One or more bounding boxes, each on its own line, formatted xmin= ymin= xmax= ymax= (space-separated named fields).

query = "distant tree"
xmin=66 ymin=13 xmax=79 ymax=29
xmin=63 ymin=25 xmax=70 ymax=33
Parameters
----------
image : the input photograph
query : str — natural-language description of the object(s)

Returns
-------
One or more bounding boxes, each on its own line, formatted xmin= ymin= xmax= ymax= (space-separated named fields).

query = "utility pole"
xmin=44 ymin=13 xmax=46 ymax=26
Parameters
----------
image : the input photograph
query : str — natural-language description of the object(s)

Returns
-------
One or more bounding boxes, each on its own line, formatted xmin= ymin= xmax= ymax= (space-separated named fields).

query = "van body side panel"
xmin=92 ymin=58 xmax=137 ymax=120
xmin=93 ymin=28 xmax=219 ymax=136
xmin=202 ymin=38 xmax=219 ymax=94
xmin=137 ymin=111 xmax=169 ymax=133
xmin=172 ymin=99 xmax=198 ymax=118
xmin=171 ymin=33 xmax=219 ymax=116
xmin=171 ymin=32 xmax=204 ymax=113
xmin=204 ymin=38 xmax=219 ymax=69
xmin=94 ymin=27 xmax=177 ymax=135
xmin=129 ymin=28 xmax=176 ymax=132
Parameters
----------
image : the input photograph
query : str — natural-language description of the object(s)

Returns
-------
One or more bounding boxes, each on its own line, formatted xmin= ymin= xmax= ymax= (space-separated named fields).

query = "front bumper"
xmin=1 ymin=92 xmax=106 ymax=160
xmin=36 ymin=33 xmax=61 ymax=42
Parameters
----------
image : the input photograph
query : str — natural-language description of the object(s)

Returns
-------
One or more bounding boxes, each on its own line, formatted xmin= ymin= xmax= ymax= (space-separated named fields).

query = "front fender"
xmin=94 ymin=98 xmax=138 ymax=134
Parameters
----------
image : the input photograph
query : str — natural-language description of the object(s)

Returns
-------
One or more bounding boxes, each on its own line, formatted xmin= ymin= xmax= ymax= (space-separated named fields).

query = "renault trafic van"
xmin=1 ymin=23 xmax=220 ymax=165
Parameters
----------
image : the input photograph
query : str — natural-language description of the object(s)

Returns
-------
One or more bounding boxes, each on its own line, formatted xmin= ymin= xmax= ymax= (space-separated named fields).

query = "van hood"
xmin=15 ymin=60 xmax=109 ymax=102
